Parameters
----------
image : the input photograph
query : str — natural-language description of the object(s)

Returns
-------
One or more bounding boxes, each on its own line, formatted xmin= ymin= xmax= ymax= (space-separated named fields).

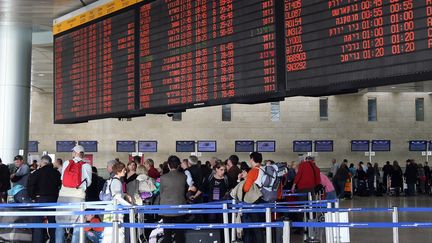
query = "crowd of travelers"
xmin=329 ymin=158 xmax=431 ymax=198
xmin=0 ymin=146 xmax=429 ymax=243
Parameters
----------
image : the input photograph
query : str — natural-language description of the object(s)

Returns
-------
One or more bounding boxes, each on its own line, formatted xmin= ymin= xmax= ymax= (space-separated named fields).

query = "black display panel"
xmin=139 ymin=0 xmax=281 ymax=113
xmin=54 ymin=9 xmax=136 ymax=123
xmin=54 ymin=0 xmax=285 ymax=124
xmin=256 ymin=140 xmax=276 ymax=152
xmin=371 ymin=140 xmax=391 ymax=151
xmin=197 ymin=141 xmax=217 ymax=152
xmin=176 ymin=141 xmax=195 ymax=152
xmin=293 ymin=140 xmax=312 ymax=152
xmin=78 ymin=141 xmax=98 ymax=152
xmin=235 ymin=140 xmax=255 ymax=152
xmin=314 ymin=140 xmax=333 ymax=152
xmin=284 ymin=1 xmax=432 ymax=95
xmin=56 ymin=141 xmax=76 ymax=152
xmin=409 ymin=140 xmax=427 ymax=151
xmin=116 ymin=141 xmax=136 ymax=152
xmin=28 ymin=141 xmax=38 ymax=153
xmin=138 ymin=141 xmax=158 ymax=152
xmin=351 ymin=140 xmax=370 ymax=152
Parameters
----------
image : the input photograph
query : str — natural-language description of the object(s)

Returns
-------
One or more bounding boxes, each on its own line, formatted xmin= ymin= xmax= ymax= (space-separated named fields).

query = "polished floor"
xmin=292 ymin=195 xmax=432 ymax=243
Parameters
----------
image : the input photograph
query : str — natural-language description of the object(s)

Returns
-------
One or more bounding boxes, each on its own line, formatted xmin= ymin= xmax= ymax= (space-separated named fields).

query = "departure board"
xmin=285 ymin=0 xmax=432 ymax=94
xmin=54 ymin=9 xmax=136 ymax=123
xmin=54 ymin=0 xmax=282 ymax=123
xmin=139 ymin=0 xmax=279 ymax=112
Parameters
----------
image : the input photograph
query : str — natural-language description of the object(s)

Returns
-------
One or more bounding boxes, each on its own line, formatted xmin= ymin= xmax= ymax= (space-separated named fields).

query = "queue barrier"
xmin=0 ymin=197 xmax=429 ymax=243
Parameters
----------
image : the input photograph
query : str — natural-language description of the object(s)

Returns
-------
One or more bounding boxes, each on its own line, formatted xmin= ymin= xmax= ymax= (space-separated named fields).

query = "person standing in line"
xmin=404 ymin=159 xmax=418 ymax=196
xmin=56 ymin=145 xmax=92 ymax=243
xmin=226 ymin=154 xmax=242 ymax=189
xmin=0 ymin=158 xmax=10 ymax=203
xmin=238 ymin=152 xmax=265 ymax=243
xmin=329 ymin=158 xmax=339 ymax=179
xmin=391 ymin=161 xmax=403 ymax=196
xmin=102 ymin=162 xmax=132 ymax=243
xmin=144 ymin=158 xmax=160 ymax=180
xmin=382 ymin=161 xmax=393 ymax=192
xmin=106 ymin=159 xmax=117 ymax=178
xmin=85 ymin=167 xmax=106 ymax=202
xmin=27 ymin=155 xmax=61 ymax=243
xmin=159 ymin=155 xmax=187 ymax=243
xmin=424 ymin=162 xmax=431 ymax=193
xmin=334 ymin=163 xmax=350 ymax=199
xmin=54 ymin=158 xmax=63 ymax=174
xmin=10 ymin=155 xmax=31 ymax=203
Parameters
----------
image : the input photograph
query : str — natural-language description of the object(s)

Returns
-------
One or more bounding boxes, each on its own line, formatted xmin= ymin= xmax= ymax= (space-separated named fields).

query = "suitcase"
xmin=185 ymin=229 xmax=222 ymax=243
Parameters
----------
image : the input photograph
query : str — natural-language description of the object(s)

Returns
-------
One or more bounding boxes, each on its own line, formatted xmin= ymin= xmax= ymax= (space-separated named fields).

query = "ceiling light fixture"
xmin=37 ymin=73 xmax=45 ymax=77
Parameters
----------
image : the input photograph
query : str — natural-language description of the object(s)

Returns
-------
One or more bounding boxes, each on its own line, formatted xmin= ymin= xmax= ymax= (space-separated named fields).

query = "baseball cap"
xmin=14 ymin=155 xmax=24 ymax=161
xmin=72 ymin=145 xmax=85 ymax=153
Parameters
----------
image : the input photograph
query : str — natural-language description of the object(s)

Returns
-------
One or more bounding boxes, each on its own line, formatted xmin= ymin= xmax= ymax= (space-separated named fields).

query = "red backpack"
xmin=62 ymin=160 xmax=85 ymax=188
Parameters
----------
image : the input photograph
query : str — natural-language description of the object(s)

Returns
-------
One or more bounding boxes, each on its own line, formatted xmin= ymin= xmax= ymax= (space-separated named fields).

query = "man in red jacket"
xmin=292 ymin=156 xmax=321 ymax=197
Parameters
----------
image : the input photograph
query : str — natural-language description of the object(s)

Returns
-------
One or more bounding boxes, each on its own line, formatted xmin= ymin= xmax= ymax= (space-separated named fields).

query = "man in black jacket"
xmin=0 ymin=158 xmax=10 ymax=203
xmin=85 ymin=166 xmax=106 ymax=201
xmin=404 ymin=159 xmax=418 ymax=196
xmin=27 ymin=155 xmax=61 ymax=243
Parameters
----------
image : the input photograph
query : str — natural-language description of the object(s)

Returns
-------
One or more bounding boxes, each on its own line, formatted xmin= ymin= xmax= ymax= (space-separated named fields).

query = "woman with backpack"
xmin=102 ymin=162 xmax=132 ymax=243
xmin=200 ymin=162 xmax=230 ymax=222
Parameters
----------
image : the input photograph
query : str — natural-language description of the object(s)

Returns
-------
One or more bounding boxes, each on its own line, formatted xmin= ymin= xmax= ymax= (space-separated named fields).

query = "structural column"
xmin=0 ymin=24 xmax=32 ymax=164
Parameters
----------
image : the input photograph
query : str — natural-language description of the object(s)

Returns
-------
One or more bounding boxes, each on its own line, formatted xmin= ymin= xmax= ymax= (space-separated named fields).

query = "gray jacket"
xmin=159 ymin=170 xmax=187 ymax=216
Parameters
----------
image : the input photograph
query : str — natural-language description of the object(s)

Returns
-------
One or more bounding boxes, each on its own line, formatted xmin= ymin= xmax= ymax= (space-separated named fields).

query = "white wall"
xmin=29 ymin=92 xmax=432 ymax=169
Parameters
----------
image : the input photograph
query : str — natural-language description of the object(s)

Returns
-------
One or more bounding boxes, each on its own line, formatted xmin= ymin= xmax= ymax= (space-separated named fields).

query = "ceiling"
xmin=0 ymin=0 xmax=96 ymax=93
xmin=12 ymin=0 xmax=432 ymax=94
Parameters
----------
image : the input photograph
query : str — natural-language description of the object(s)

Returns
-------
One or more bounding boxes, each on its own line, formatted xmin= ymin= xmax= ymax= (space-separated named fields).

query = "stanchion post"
xmin=282 ymin=221 xmax=291 ymax=243
xmin=113 ymin=199 xmax=120 ymax=243
xmin=325 ymin=202 xmax=333 ymax=243
xmin=392 ymin=207 xmax=399 ymax=243
xmin=265 ymin=207 xmax=272 ymax=243
xmin=79 ymin=203 xmax=85 ymax=243
xmin=335 ymin=200 xmax=340 ymax=243
xmin=223 ymin=203 xmax=230 ymax=243
xmin=231 ymin=199 xmax=236 ymax=242
xmin=129 ymin=207 xmax=137 ymax=243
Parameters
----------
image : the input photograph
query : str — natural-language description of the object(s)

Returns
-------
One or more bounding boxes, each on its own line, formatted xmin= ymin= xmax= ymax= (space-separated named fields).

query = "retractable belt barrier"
xmin=1 ymin=198 xmax=431 ymax=243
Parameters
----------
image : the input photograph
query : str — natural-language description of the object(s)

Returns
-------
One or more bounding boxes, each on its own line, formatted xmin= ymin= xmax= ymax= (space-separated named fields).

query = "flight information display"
xmin=139 ymin=0 xmax=279 ymax=112
xmin=285 ymin=0 xmax=432 ymax=93
xmin=54 ymin=9 xmax=136 ymax=123
xmin=54 ymin=0 xmax=282 ymax=123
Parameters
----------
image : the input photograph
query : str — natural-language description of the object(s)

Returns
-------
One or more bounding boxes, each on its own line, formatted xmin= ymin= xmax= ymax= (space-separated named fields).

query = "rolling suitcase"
xmin=185 ymin=229 xmax=222 ymax=243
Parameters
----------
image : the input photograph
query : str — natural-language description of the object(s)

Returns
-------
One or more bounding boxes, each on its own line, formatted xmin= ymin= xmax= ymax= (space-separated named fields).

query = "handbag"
xmin=243 ymin=183 xmax=263 ymax=203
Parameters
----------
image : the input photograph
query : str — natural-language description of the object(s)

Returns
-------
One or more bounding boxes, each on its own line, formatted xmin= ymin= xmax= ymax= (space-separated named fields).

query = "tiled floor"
xmin=291 ymin=195 xmax=432 ymax=243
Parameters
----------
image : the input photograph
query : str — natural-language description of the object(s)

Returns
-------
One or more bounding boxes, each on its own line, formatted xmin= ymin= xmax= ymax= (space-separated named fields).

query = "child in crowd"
xmin=84 ymin=214 xmax=103 ymax=243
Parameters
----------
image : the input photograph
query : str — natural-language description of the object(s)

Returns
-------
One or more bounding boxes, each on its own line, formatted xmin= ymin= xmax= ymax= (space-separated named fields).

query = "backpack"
xmin=257 ymin=163 xmax=287 ymax=202
xmin=62 ymin=160 xmax=85 ymax=188
xmin=99 ymin=178 xmax=120 ymax=201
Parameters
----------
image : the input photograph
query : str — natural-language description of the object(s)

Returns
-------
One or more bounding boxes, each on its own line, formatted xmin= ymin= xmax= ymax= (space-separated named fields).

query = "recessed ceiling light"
xmin=37 ymin=73 xmax=45 ymax=77
xmin=391 ymin=86 xmax=396 ymax=89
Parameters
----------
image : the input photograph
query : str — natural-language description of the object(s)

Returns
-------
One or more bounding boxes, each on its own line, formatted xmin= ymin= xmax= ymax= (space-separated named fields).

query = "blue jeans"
xmin=55 ymin=227 xmax=80 ymax=243
xmin=86 ymin=231 xmax=102 ymax=243
xmin=336 ymin=180 xmax=346 ymax=198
